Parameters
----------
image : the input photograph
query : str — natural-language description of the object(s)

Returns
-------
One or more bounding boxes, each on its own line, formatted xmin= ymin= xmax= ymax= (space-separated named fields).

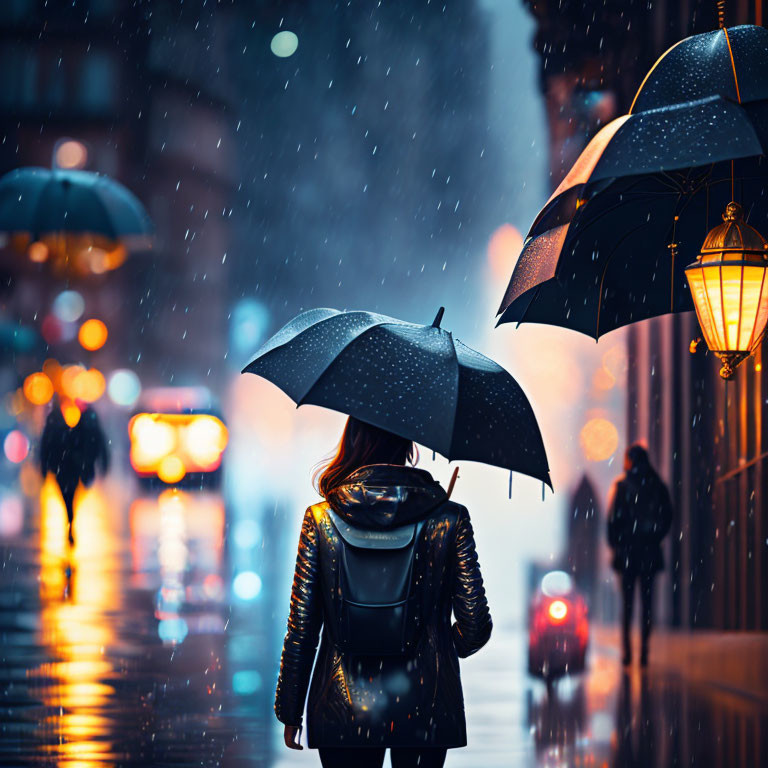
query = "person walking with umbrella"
xmin=39 ymin=401 xmax=110 ymax=546
xmin=243 ymin=307 xmax=551 ymax=766
xmin=607 ymin=444 xmax=673 ymax=667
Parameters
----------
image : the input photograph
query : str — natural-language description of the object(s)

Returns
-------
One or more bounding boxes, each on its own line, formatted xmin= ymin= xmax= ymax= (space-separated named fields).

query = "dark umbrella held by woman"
xmin=607 ymin=444 xmax=673 ymax=667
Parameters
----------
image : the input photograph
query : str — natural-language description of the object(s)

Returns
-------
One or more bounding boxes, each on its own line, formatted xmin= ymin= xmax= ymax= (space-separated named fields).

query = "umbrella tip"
xmin=432 ymin=306 xmax=445 ymax=328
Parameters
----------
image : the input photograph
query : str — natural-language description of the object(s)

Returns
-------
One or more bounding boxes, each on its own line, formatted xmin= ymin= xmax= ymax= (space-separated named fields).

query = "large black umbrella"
xmin=499 ymin=158 xmax=768 ymax=338
xmin=497 ymin=24 xmax=768 ymax=338
xmin=0 ymin=167 xmax=152 ymax=243
xmin=243 ymin=307 xmax=551 ymax=486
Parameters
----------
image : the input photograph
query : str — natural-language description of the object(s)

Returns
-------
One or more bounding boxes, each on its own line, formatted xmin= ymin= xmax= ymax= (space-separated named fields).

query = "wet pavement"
xmin=1 ymin=479 xmax=767 ymax=767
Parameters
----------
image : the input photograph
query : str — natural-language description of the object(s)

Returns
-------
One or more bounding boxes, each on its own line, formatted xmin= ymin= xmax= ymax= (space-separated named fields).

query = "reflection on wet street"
xmin=2 ymin=481 xmax=766 ymax=767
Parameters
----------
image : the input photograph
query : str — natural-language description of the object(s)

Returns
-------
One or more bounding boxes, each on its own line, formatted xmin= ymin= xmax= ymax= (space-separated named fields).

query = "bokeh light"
xmin=158 ymin=617 xmax=188 ymax=645
xmin=579 ymin=417 xmax=619 ymax=461
xmin=233 ymin=571 xmax=262 ymax=601
xmin=184 ymin=415 xmax=229 ymax=469
xmin=40 ymin=315 xmax=63 ymax=345
xmin=270 ymin=30 xmax=299 ymax=57
xmin=4 ymin=430 xmax=29 ymax=463
xmin=129 ymin=412 xmax=227 ymax=478
xmin=232 ymin=670 xmax=262 ymax=695
xmin=78 ymin=319 xmax=108 ymax=351
xmin=62 ymin=402 xmax=82 ymax=427
xmin=69 ymin=368 xmax=106 ymax=403
xmin=23 ymin=372 xmax=54 ymax=405
xmin=53 ymin=290 xmax=85 ymax=323
xmin=487 ymin=224 xmax=524 ymax=281
xmin=28 ymin=241 xmax=49 ymax=263
xmin=107 ymin=369 xmax=141 ymax=407
xmin=0 ymin=494 xmax=24 ymax=537
xmin=158 ymin=455 xmax=186 ymax=484
xmin=54 ymin=139 xmax=89 ymax=169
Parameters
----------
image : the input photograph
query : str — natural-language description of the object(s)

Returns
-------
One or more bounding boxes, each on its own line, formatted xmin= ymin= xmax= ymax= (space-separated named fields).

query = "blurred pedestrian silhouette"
xmin=607 ymin=444 xmax=672 ymax=666
xmin=40 ymin=403 xmax=109 ymax=546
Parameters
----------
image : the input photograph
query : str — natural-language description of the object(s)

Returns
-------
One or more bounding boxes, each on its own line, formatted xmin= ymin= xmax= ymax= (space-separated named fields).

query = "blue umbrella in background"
xmin=243 ymin=307 xmax=551 ymax=488
xmin=0 ymin=167 xmax=152 ymax=274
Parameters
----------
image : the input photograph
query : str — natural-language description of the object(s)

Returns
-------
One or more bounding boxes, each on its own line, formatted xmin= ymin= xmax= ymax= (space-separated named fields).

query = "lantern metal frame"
xmin=685 ymin=201 xmax=768 ymax=379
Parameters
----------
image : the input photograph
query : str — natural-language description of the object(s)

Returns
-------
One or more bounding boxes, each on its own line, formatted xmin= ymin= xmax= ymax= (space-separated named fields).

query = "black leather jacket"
xmin=274 ymin=464 xmax=492 ymax=748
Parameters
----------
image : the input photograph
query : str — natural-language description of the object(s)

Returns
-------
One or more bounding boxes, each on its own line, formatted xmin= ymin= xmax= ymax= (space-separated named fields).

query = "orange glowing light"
xmin=61 ymin=365 xmax=86 ymax=398
xmin=128 ymin=413 xmax=228 ymax=478
xmin=157 ymin=455 xmax=186 ymax=484
xmin=78 ymin=319 xmax=108 ymax=351
xmin=548 ymin=599 xmax=568 ymax=622
xmin=62 ymin=402 xmax=82 ymax=427
xmin=28 ymin=240 xmax=50 ymax=263
xmin=487 ymin=224 xmax=524 ymax=280
xmin=592 ymin=367 xmax=616 ymax=391
xmin=23 ymin=372 xmax=54 ymax=405
xmin=71 ymin=369 xmax=106 ymax=403
xmin=579 ymin=417 xmax=619 ymax=462
xmin=43 ymin=359 xmax=63 ymax=390
xmin=55 ymin=139 xmax=89 ymax=170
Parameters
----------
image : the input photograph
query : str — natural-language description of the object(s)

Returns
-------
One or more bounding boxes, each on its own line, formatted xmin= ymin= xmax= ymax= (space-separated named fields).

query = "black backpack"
xmin=328 ymin=508 xmax=425 ymax=656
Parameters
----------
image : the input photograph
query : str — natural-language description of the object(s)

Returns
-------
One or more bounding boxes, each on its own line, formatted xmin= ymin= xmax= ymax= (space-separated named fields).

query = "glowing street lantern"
xmin=685 ymin=202 xmax=768 ymax=379
xmin=23 ymin=372 xmax=54 ymax=405
xmin=78 ymin=319 xmax=108 ymax=351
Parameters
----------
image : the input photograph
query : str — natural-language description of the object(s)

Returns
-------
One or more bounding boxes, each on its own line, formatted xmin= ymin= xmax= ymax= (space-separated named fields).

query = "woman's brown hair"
xmin=314 ymin=416 xmax=417 ymax=498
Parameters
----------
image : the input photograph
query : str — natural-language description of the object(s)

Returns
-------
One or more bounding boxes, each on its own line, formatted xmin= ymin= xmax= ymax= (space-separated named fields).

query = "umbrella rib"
xmin=513 ymin=281 xmax=543 ymax=329
xmin=86 ymin=186 xmax=120 ymax=240
xmin=247 ymin=310 xmax=377 ymax=371
xmin=628 ymin=37 xmax=686 ymax=114
xmin=722 ymin=27 xmax=742 ymax=104
xmin=443 ymin=334 xmax=462 ymax=462
xmin=594 ymin=221 xmax=653 ymax=339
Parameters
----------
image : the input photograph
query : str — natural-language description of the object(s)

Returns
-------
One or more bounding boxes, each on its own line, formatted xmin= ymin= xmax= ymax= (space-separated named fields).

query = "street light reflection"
xmin=35 ymin=478 xmax=120 ymax=767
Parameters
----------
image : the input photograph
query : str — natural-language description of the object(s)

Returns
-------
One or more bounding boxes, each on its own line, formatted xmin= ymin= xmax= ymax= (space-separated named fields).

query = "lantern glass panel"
xmin=702 ymin=265 xmax=727 ymax=349
xmin=740 ymin=265 xmax=768 ymax=348
xmin=720 ymin=264 xmax=744 ymax=350
xmin=687 ymin=266 xmax=716 ymax=349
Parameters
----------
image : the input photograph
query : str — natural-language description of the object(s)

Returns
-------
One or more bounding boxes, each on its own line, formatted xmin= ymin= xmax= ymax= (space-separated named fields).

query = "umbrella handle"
xmin=446 ymin=466 xmax=460 ymax=499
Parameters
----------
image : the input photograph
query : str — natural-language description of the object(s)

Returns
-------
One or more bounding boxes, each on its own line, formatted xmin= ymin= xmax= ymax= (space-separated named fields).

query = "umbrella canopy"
xmin=497 ymin=24 xmax=768 ymax=339
xmin=0 ymin=167 xmax=152 ymax=242
xmin=630 ymin=24 xmax=768 ymax=112
xmin=499 ymin=158 xmax=768 ymax=338
xmin=243 ymin=307 xmax=551 ymax=486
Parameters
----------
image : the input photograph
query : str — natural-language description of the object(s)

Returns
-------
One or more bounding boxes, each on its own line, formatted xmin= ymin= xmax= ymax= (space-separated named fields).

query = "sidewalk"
xmin=592 ymin=624 xmax=768 ymax=703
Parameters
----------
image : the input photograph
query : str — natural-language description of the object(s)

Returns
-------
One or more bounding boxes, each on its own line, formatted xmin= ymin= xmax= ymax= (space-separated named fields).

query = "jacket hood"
xmin=326 ymin=464 xmax=448 ymax=529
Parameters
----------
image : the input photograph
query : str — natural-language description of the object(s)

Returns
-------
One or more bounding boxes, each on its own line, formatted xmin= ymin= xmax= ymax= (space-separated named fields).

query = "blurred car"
xmin=128 ymin=386 xmax=228 ymax=490
xmin=528 ymin=570 xmax=589 ymax=685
